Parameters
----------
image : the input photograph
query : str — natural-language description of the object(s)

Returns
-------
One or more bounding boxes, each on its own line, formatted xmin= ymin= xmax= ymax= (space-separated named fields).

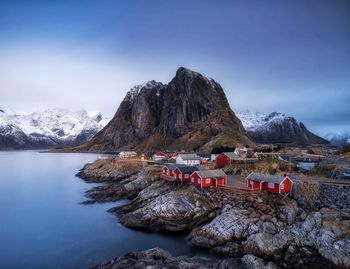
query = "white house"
xmin=119 ymin=151 xmax=137 ymax=158
xmin=176 ymin=154 xmax=201 ymax=166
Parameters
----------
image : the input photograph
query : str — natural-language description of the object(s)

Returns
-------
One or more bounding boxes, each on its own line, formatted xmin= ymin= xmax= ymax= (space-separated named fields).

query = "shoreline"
xmin=77 ymin=159 xmax=350 ymax=269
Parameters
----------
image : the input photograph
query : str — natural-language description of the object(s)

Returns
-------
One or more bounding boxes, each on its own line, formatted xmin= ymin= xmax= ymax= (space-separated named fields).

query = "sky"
xmin=0 ymin=0 xmax=349 ymax=136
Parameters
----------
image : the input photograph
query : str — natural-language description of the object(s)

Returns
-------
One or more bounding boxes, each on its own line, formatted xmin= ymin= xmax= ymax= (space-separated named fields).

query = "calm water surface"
xmin=0 ymin=151 xmax=210 ymax=269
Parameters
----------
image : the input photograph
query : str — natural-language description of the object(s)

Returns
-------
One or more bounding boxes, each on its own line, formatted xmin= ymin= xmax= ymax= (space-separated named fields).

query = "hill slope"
xmin=78 ymin=67 xmax=252 ymax=152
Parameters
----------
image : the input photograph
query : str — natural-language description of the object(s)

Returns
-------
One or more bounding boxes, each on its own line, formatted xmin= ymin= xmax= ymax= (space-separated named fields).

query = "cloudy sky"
xmin=0 ymin=0 xmax=349 ymax=136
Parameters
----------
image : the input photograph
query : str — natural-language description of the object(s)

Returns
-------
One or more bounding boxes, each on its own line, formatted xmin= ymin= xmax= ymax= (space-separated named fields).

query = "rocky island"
xmin=77 ymin=159 xmax=350 ymax=269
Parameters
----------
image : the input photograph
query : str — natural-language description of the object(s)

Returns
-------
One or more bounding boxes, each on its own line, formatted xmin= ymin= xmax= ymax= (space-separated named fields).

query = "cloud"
xmin=0 ymin=43 xmax=163 ymax=116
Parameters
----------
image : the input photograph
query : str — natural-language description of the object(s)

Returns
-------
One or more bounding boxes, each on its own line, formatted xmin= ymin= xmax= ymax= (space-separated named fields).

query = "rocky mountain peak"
xmin=79 ymin=67 xmax=251 ymax=151
xmin=125 ymin=80 xmax=165 ymax=102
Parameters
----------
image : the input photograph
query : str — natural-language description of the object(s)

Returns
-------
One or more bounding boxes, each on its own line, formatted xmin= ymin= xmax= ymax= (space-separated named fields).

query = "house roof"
xmin=175 ymin=166 xmax=199 ymax=173
xmin=164 ymin=164 xmax=186 ymax=170
xmin=222 ymin=152 xmax=239 ymax=160
xmin=195 ymin=169 xmax=226 ymax=178
xmin=246 ymin=172 xmax=292 ymax=184
xmin=178 ymin=154 xmax=201 ymax=160
xmin=197 ymin=153 xmax=211 ymax=159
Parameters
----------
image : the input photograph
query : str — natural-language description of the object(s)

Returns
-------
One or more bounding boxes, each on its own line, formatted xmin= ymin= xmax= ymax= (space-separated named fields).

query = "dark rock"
xmin=90 ymin=247 xmax=239 ymax=269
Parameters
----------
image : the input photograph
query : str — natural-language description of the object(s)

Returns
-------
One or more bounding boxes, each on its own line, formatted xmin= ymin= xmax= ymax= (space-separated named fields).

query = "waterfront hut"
xmin=190 ymin=169 xmax=227 ymax=188
xmin=246 ymin=172 xmax=293 ymax=193
xmin=173 ymin=166 xmax=199 ymax=182
xmin=161 ymin=164 xmax=185 ymax=180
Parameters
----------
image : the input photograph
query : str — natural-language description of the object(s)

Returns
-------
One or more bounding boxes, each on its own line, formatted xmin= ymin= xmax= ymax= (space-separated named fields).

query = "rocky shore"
xmin=78 ymin=160 xmax=350 ymax=269
xmin=91 ymin=247 xmax=279 ymax=269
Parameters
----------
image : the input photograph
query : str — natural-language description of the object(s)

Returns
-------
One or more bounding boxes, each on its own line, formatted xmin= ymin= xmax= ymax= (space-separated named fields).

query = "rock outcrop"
xmin=90 ymin=247 xmax=282 ymax=269
xmin=77 ymin=67 xmax=252 ymax=152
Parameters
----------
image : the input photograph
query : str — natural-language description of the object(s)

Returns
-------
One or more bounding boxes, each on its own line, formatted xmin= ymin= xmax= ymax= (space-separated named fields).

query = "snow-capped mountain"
xmin=324 ymin=131 xmax=350 ymax=147
xmin=236 ymin=110 xmax=329 ymax=145
xmin=0 ymin=108 xmax=109 ymax=149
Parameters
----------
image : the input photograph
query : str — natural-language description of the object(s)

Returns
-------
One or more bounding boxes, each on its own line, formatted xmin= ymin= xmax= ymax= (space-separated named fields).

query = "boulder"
xmin=243 ymin=232 xmax=291 ymax=257
xmin=241 ymin=254 xmax=280 ymax=269
xmin=188 ymin=208 xmax=252 ymax=247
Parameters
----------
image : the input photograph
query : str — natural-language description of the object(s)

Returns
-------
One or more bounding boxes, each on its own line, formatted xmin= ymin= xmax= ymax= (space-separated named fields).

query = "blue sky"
xmin=0 ymin=0 xmax=349 ymax=135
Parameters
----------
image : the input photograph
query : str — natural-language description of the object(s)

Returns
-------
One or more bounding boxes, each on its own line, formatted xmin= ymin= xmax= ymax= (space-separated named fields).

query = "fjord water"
xmin=0 ymin=151 xmax=204 ymax=269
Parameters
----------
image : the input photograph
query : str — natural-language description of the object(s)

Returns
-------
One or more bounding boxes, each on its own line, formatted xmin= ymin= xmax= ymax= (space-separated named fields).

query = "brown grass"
xmin=292 ymin=181 xmax=320 ymax=209
xmin=111 ymin=159 xmax=143 ymax=175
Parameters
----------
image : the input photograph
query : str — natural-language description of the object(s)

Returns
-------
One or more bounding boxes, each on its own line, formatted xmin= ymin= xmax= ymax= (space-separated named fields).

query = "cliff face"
xmin=79 ymin=67 xmax=252 ymax=152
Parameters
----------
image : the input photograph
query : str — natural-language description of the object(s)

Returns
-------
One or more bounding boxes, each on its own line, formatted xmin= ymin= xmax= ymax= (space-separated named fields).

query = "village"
xmin=100 ymin=147 xmax=314 ymax=196
xmin=96 ymin=145 xmax=350 ymax=199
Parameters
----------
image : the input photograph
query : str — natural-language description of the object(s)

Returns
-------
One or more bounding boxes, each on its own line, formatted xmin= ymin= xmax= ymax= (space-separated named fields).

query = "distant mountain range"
xmin=1 ymin=68 xmax=345 ymax=151
xmin=324 ymin=131 xmax=350 ymax=147
xmin=236 ymin=110 xmax=329 ymax=145
xmin=0 ymin=108 xmax=108 ymax=149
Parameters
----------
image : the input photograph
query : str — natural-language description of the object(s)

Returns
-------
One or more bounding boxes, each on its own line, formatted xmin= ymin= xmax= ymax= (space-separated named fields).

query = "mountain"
xmin=78 ymin=67 xmax=252 ymax=152
xmin=324 ymin=131 xmax=350 ymax=147
xmin=0 ymin=108 xmax=109 ymax=149
xmin=236 ymin=110 xmax=329 ymax=145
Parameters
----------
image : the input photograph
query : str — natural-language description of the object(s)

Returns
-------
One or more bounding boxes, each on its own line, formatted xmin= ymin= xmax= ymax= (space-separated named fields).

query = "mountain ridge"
xmin=0 ymin=108 xmax=108 ymax=149
xmin=236 ymin=110 xmax=329 ymax=145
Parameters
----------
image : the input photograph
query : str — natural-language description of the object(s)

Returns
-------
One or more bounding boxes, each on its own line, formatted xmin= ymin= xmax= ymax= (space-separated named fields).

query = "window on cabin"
xmin=206 ymin=178 xmax=211 ymax=184
xmin=185 ymin=174 xmax=189 ymax=179
xmin=280 ymin=183 xmax=284 ymax=189
xmin=268 ymin=182 xmax=274 ymax=189
xmin=198 ymin=178 xmax=201 ymax=184
xmin=191 ymin=177 xmax=194 ymax=182
xmin=179 ymin=174 xmax=182 ymax=179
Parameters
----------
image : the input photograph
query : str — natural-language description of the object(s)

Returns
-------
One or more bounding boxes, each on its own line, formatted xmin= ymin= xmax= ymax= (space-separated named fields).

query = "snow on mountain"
xmin=236 ymin=110 xmax=293 ymax=132
xmin=0 ymin=108 xmax=109 ymax=149
xmin=126 ymin=80 xmax=165 ymax=101
xmin=324 ymin=131 xmax=350 ymax=146
xmin=236 ymin=110 xmax=328 ymax=145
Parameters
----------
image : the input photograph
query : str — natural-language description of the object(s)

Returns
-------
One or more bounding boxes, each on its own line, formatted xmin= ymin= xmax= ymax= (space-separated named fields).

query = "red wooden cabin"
xmin=215 ymin=152 xmax=239 ymax=168
xmin=246 ymin=172 xmax=293 ymax=194
xmin=173 ymin=166 xmax=199 ymax=182
xmin=190 ymin=169 xmax=227 ymax=188
xmin=154 ymin=151 xmax=177 ymax=161
xmin=161 ymin=164 xmax=185 ymax=180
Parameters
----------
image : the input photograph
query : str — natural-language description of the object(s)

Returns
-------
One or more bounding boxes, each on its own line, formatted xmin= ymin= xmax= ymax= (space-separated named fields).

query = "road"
xmin=227 ymin=174 xmax=350 ymax=187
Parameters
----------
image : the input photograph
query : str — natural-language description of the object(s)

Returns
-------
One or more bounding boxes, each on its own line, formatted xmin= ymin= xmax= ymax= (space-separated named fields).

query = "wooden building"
xmin=215 ymin=152 xmax=239 ymax=168
xmin=246 ymin=172 xmax=293 ymax=194
xmin=173 ymin=166 xmax=199 ymax=182
xmin=176 ymin=154 xmax=201 ymax=166
xmin=161 ymin=164 xmax=185 ymax=180
xmin=190 ymin=169 xmax=227 ymax=188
